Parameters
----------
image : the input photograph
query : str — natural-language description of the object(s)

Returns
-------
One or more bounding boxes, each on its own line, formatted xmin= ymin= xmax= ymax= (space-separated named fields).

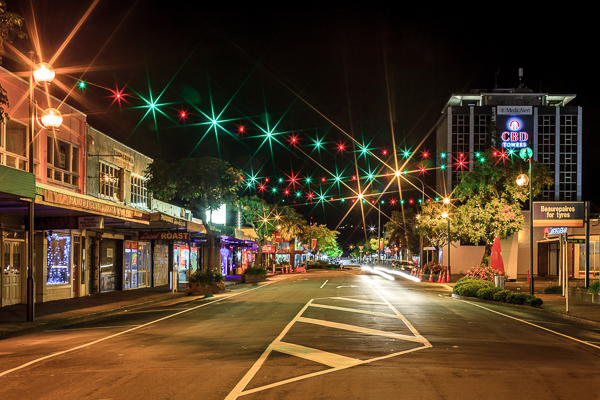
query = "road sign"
xmin=567 ymin=238 xmax=585 ymax=244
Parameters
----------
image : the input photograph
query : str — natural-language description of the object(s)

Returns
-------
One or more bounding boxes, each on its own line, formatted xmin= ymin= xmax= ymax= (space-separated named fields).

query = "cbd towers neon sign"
xmin=501 ymin=117 xmax=529 ymax=148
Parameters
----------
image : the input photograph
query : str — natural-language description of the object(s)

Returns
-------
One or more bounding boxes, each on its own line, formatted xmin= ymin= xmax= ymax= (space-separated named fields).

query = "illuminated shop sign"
xmin=501 ymin=117 xmax=529 ymax=148
xmin=544 ymin=227 xmax=568 ymax=235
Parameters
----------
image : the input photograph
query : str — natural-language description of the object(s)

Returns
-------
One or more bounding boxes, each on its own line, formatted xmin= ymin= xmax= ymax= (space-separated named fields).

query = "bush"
xmin=453 ymin=277 xmax=494 ymax=297
xmin=465 ymin=264 xmax=509 ymax=281
xmin=543 ymin=284 xmax=562 ymax=294
xmin=244 ymin=267 xmax=267 ymax=278
xmin=506 ymin=292 xmax=528 ymax=305
xmin=423 ymin=262 xmax=443 ymax=275
xmin=476 ymin=286 xmax=503 ymax=300
xmin=188 ymin=269 xmax=224 ymax=285
xmin=525 ymin=295 xmax=544 ymax=307
xmin=589 ymin=281 xmax=600 ymax=294
xmin=493 ymin=289 xmax=511 ymax=302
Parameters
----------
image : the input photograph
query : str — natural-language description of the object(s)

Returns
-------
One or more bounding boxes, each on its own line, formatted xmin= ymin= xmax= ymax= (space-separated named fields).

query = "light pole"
xmin=27 ymin=57 xmax=59 ymax=321
xmin=378 ymin=202 xmax=381 ymax=265
xmin=517 ymin=147 xmax=534 ymax=295
xmin=404 ymin=174 xmax=425 ymax=266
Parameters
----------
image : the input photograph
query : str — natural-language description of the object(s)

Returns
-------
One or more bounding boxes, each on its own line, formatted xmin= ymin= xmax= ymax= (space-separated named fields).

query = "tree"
xmin=0 ymin=1 xmax=26 ymax=121
xmin=452 ymin=149 xmax=554 ymax=265
xmin=277 ymin=207 xmax=307 ymax=269
xmin=413 ymin=202 xmax=458 ymax=262
xmin=384 ymin=209 xmax=419 ymax=259
xmin=145 ymin=157 xmax=242 ymax=271
xmin=237 ymin=195 xmax=278 ymax=268
xmin=303 ymin=224 xmax=340 ymax=259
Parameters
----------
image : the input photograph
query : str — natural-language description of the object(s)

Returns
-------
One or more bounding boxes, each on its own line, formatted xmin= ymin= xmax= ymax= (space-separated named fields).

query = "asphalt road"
xmin=1 ymin=269 xmax=600 ymax=400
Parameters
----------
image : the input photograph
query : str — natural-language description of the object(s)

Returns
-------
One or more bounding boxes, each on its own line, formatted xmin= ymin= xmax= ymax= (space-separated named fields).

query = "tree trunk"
xmin=204 ymin=222 xmax=215 ymax=272
xmin=256 ymin=238 xmax=264 ymax=268
xmin=289 ymin=238 xmax=296 ymax=269
xmin=480 ymin=243 xmax=493 ymax=266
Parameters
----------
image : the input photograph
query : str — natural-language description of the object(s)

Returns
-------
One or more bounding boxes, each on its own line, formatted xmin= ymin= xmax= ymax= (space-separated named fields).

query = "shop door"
xmin=537 ymin=242 xmax=549 ymax=276
xmin=138 ymin=243 xmax=149 ymax=288
xmin=2 ymin=241 xmax=23 ymax=306
xmin=548 ymin=243 xmax=559 ymax=276
xmin=73 ymin=235 xmax=81 ymax=297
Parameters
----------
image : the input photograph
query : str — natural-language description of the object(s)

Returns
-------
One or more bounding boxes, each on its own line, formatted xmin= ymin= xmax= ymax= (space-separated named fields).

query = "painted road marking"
xmin=297 ymin=317 xmax=429 ymax=344
xmin=269 ymin=342 xmax=361 ymax=368
xmin=453 ymin=298 xmax=600 ymax=350
xmin=309 ymin=303 xmax=404 ymax=319
xmin=320 ymin=280 xmax=328 ymax=289
xmin=336 ymin=285 xmax=359 ymax=288
xmin=226 ymin=288 xmax=432 ymax=399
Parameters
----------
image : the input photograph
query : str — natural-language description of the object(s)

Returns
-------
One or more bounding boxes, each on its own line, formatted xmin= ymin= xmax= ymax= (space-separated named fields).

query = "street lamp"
xmin=27 ymin=58 xmax=58 ymax=321
xmin=405 ymin=175 xmax=425 ymax=265
xmin=442 ymin=210 xmax=450 ymax=275
xmin=517 ymin=147 xmax=534 ymax=295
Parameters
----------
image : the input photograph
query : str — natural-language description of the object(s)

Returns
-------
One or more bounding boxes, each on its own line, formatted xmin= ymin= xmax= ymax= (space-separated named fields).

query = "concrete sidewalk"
xmin=0 ymin=285 xmax=187 ymax=340
xmin=0 ymin=274 xmax=279 ymax=341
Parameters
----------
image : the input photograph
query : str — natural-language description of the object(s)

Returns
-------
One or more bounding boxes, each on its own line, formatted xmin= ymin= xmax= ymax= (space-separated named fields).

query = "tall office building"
xmin=436 ymin=80 xmax=581 ymax=201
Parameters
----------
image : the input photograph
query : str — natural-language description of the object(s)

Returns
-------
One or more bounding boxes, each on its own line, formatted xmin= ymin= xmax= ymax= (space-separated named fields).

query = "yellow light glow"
xmin=40 ymin=108 xmax=62 ymax=128
xmin=516 ymin=174 xmax=529 ymax=187
xmin=443 ymin=197 xmax=450 ymax=204
xmin=33 ymin=62 xmax=55 ymax=83
xmin=442 ymin=212 xmax=448 ymax=218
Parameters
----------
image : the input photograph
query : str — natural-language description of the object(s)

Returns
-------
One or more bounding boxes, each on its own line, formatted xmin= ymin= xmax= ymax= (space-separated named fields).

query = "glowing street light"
xmin=40 ymin=108 xmax=63 ymax=128
xmin=33 ymin=62 xmax=55 ymax=83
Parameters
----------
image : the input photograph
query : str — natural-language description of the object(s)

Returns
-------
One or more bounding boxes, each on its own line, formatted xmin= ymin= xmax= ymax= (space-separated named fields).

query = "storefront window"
xmin=190 ymin=246 xmax=198 ymax=273
xmin=47 ymin=233 xmax=70 ymax=285
xmin=579 ymin=242 xmax=600 ymax=276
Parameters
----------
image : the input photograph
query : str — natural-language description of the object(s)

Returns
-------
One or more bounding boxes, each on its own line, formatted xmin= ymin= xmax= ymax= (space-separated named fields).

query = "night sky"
xmin=4 ymin=2 xmax=599 ymax=246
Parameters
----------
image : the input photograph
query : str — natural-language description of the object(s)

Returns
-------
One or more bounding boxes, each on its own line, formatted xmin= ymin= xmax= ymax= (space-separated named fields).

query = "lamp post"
xmin=442 ymin=209 xmax=450 ymax=274
xmin=27 ymin=56 xmax=59 ymax=321
xmin=517 ymin=146 xmax=534 ymax=295
xmin=404 ymin=174 xmax=425 ymax=266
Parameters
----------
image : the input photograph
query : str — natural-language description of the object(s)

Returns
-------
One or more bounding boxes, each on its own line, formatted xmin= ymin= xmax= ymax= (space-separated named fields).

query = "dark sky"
xmin=5 ymin=2 xmax=599 ymax=245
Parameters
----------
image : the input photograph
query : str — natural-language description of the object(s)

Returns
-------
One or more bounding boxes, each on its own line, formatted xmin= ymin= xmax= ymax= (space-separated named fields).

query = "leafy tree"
xmin=384 ymin=209 xmax=419 ymax=258
xmin=452 ymin=149 xmax=554 ymax=265
xmin=303 ymin=224 xmax=340 ymax=259
xmin=278 ymin=207 xmax=307 ymax=269
xmin=237 ymin=195 xmax=278 ymax=268
xmin=0 ymin=1 xmax=26 ymax=121
xmin=413 ymin=202 xmax=458 ymax=262
xmin=145 ymin=157 xmax=242 ymax=270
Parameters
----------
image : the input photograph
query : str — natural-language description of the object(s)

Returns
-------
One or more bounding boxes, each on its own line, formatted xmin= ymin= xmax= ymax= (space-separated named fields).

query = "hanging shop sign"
xmin=78 ymin=216 xmax=104 ymax=229
xmin=533 ymin=202 xmax=584 ymax=227
xmin=139 ymin=231 xmax=190 ymax=240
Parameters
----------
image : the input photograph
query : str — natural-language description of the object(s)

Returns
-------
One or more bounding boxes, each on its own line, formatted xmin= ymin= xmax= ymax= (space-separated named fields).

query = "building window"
xmin=559 ymin=115 xmax=578 ymax=201
xmin=99 ymin=162 xmax=121 ymax=201
xmin=47 ymin=137 xmax=80 ymax=186
xmin=1 ymin=120 xmax=28 ymax=171
xmin=473 ymin=115 xmax=489 ymax=152
xmin=130 ymin=175 xmax=148 ymax=208
xmin=47 ymin=232 xmax=71 ymax=285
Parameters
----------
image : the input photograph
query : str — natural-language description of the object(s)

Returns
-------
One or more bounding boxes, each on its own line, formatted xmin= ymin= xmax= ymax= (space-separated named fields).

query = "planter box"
xmin=186 ymin=282 xmax=225 ymax=296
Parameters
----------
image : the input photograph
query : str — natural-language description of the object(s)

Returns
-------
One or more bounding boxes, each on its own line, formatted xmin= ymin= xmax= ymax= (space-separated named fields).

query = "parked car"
xmin=391 ymin=260 xmax=416 ymax=272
